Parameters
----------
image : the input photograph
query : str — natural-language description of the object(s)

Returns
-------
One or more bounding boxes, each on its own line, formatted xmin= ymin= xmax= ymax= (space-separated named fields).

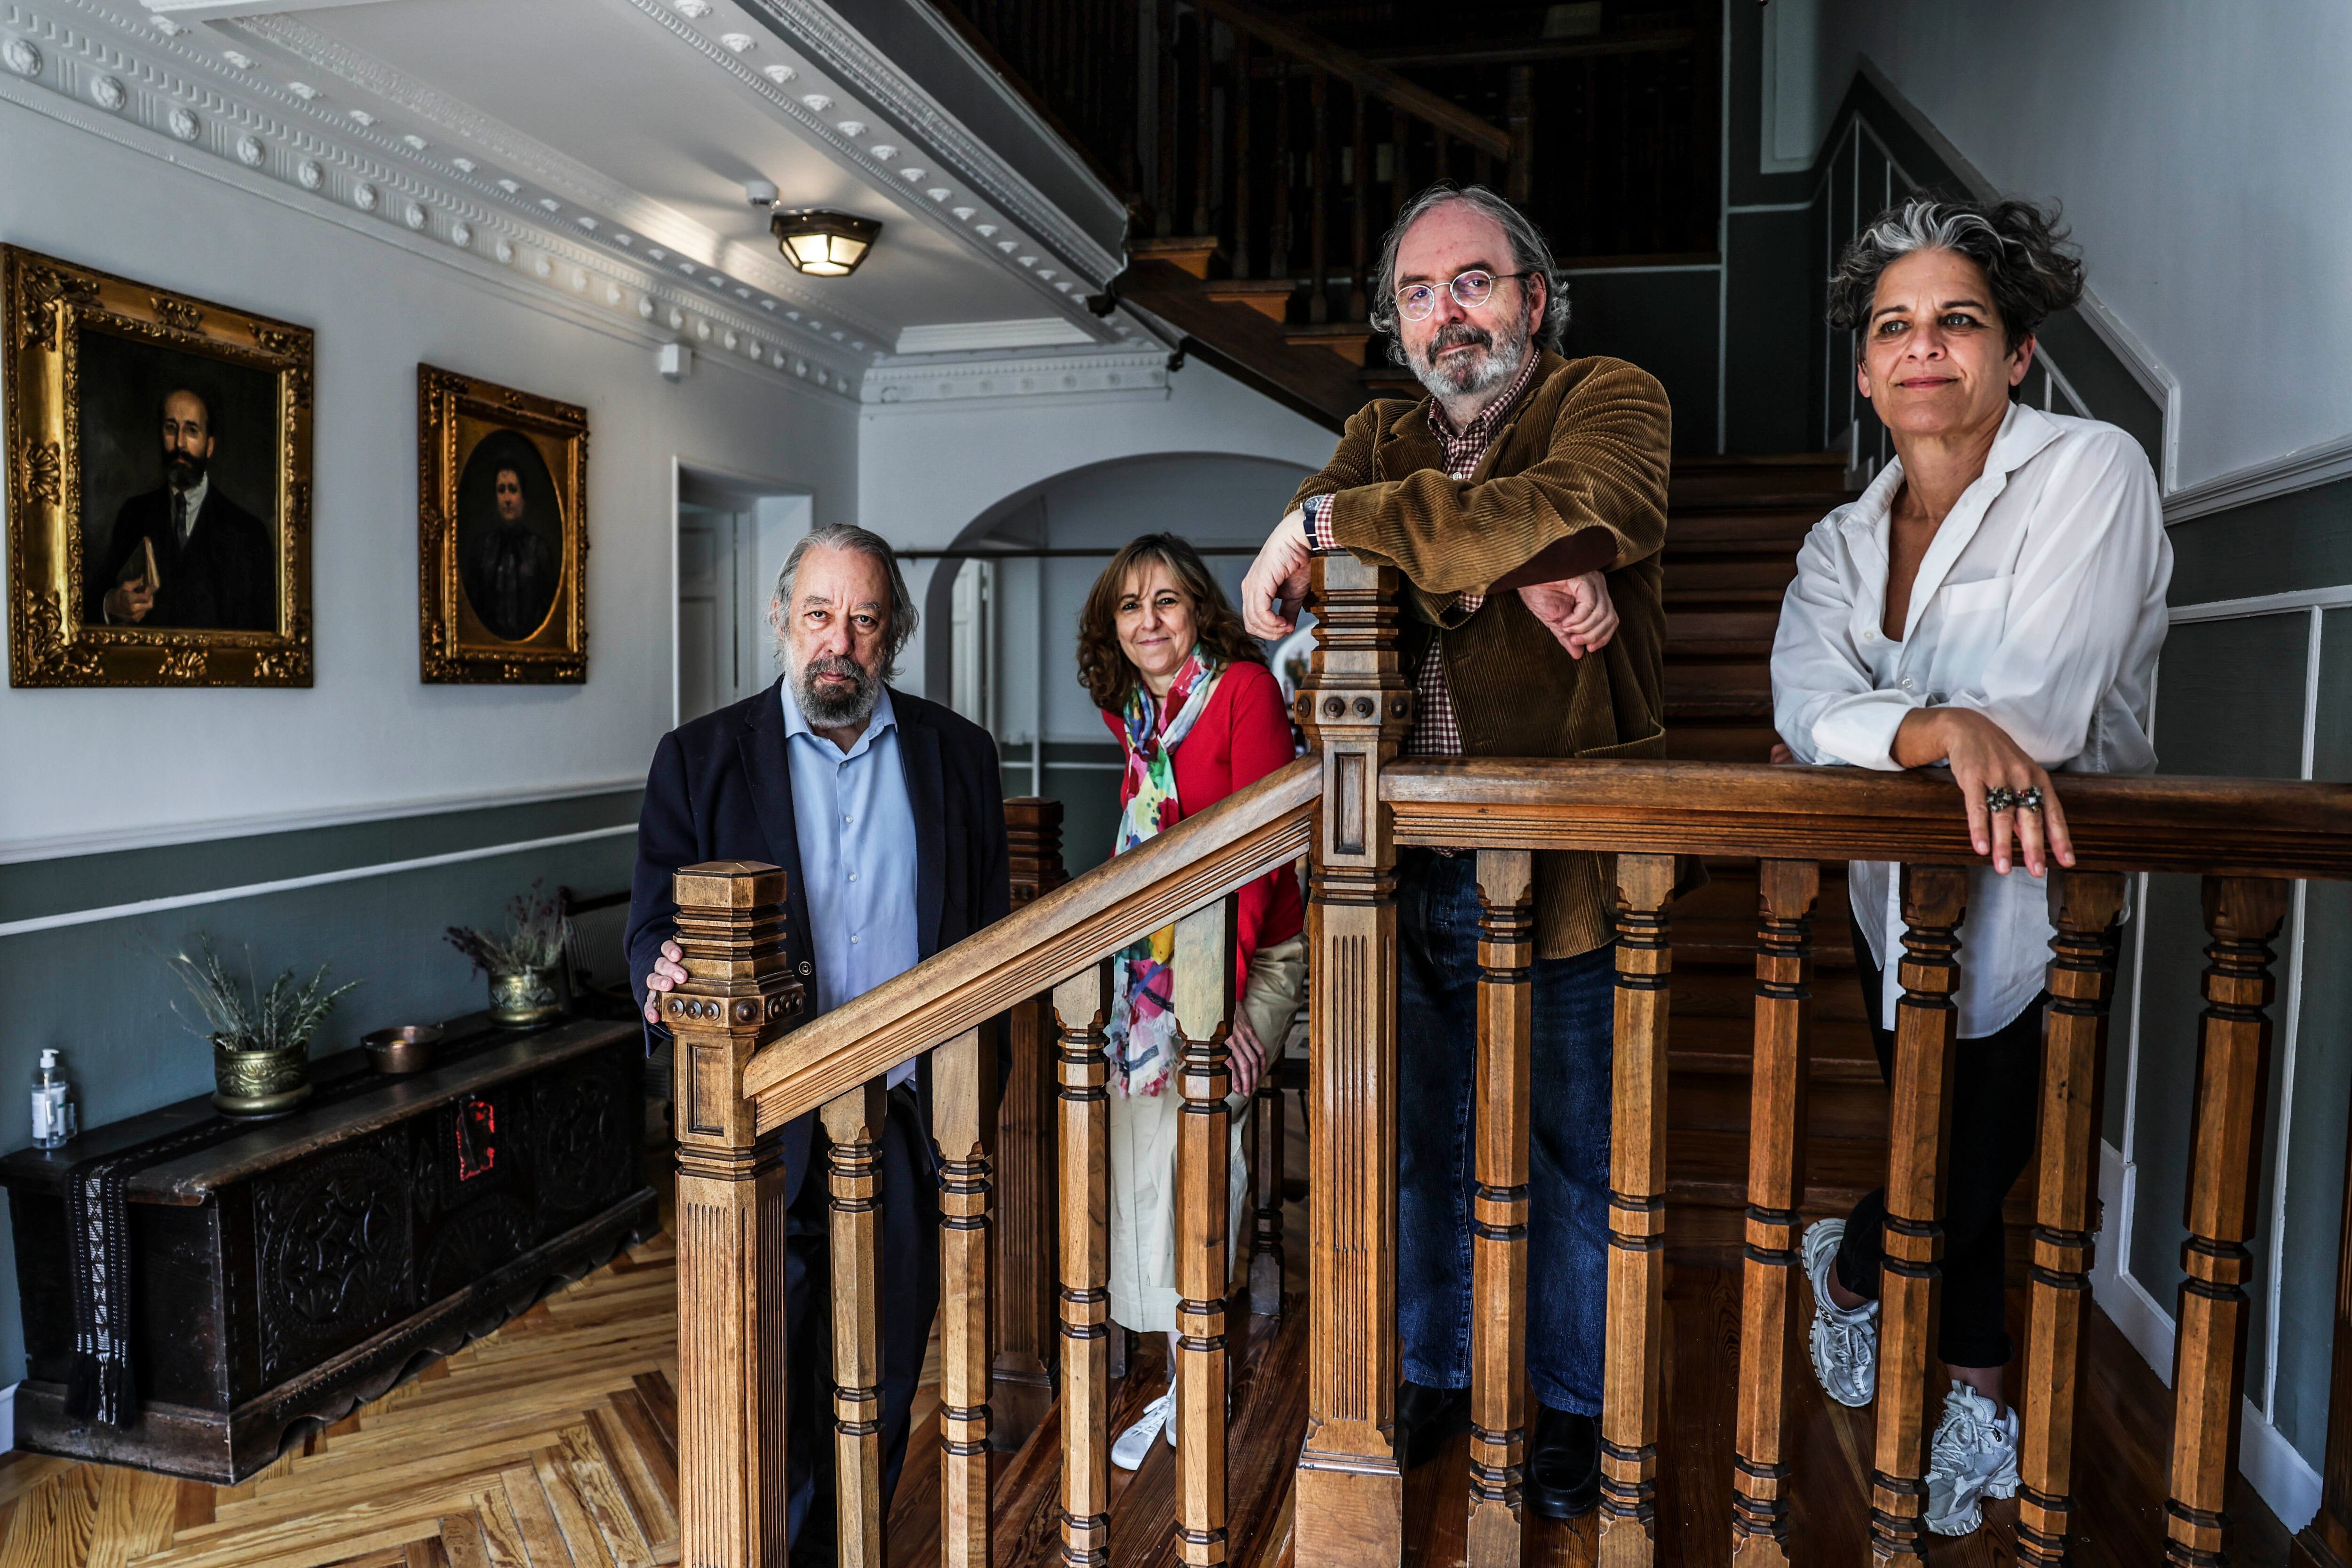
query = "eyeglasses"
xmin=1393 ymin=269 xmax=1535 ymax=322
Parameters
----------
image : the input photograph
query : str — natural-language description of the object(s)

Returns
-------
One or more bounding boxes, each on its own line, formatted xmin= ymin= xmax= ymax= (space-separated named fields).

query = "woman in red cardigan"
xmin=1075 ymin=533 xmax=1306 ymax=1469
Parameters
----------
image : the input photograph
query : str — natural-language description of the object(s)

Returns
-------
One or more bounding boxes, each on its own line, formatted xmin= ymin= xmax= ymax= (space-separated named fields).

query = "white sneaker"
xmin=1924 ymin=1381 xmax=2020 ymax=1536
xmin=1804 ymin=1218 xmax=1879 ymax=1408
xmin=1110 ymin=1392 xmax=1175 ymax=1471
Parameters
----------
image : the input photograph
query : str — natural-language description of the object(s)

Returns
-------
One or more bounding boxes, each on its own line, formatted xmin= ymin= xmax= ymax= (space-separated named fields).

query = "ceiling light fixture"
xmin=771 ymin=208 xmax=880 ymax=278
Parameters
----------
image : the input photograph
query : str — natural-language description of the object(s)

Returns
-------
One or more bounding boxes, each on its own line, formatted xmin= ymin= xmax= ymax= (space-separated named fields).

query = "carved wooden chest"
xmin=0 ymin=1017 xmax=654 ymax=1482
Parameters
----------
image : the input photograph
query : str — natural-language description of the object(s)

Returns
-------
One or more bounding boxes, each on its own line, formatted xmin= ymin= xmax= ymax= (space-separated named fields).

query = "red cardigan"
xmin=1101 ymin=658 xmax=1306 ymax=995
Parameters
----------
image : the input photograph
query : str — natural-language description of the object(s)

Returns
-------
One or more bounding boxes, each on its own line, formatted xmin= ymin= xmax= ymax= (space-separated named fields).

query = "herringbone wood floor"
xmin=0 ymin=1228 xmax=685 ymax=1568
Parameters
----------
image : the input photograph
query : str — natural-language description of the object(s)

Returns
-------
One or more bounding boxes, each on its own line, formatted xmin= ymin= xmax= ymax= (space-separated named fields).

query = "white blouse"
xmin=1771 ymin=402 xmax=2172 ymax=1038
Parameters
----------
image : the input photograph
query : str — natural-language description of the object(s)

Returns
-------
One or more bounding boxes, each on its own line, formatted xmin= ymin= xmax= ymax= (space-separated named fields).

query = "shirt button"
xmin=1900 ymin=677 xmax=1915 ymax=691
xmin=850 ymin=934 xmax=859 ymax=944
xmin=847 ymin=872 xmax=857 ymax=882
xmin=843 ymin=815 xmax=853 ymax=825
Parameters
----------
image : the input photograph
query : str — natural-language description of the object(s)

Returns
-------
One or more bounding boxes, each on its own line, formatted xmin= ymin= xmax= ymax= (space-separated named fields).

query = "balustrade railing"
xmin=665 ymin=555 xmax=2352 ymax=1568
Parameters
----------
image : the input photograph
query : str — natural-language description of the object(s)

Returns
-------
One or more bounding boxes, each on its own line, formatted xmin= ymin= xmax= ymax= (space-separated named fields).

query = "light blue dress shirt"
xmin=779 ymin=679 xmax=922 ymax=1088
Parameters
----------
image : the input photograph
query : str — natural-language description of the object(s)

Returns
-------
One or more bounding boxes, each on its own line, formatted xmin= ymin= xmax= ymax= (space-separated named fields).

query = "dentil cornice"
xmin=863 ymin=348 xmax=1172 ymax=408
xmin=2 ymin=0 xmax=883 ymax=399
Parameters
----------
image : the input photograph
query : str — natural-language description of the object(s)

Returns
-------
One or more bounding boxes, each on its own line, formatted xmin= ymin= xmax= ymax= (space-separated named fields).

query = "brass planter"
xmin=488 ymin=966 xmax=562 ymax=1027
xmin=212 ymin=1040 xmax=313 ymax=1116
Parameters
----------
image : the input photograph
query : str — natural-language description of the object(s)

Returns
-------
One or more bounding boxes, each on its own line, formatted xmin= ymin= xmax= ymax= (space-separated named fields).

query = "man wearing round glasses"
xmin=1240 ymin=183 xmax=1672 ymax=1520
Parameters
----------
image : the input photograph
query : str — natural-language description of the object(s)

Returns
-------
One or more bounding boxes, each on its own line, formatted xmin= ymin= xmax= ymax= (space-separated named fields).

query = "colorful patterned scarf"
xmin=1106 ymin=647 xmax=1220 ymax=1097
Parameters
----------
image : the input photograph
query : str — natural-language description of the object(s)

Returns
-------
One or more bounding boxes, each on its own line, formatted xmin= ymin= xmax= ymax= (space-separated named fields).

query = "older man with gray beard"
xmin=1238 ymin=183 xmax=1673 ymax=1519
xmin=627 ymin=523 xmax=1008 ymax=1565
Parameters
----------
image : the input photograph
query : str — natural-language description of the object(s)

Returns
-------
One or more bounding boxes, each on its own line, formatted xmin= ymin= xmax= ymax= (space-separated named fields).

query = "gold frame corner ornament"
xmin=3 ymin=244 xmax=315 ymax=688
xmin=415 ymin=363 xmax=589 ymax=685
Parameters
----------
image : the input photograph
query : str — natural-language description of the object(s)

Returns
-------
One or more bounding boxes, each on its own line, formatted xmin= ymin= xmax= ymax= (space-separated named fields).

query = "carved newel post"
xmin=668 ymin=861 xmax=805 ymax=1568
xmin=1293 ymin=551 xmax=1414 ymax=1568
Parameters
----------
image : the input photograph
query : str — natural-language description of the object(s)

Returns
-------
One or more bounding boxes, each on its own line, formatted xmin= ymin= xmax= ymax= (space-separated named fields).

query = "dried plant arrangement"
xmin=169 ymin=935 xmax=361 ymax=1053
xmin=445 ymin=883 xmax=568 ymax=976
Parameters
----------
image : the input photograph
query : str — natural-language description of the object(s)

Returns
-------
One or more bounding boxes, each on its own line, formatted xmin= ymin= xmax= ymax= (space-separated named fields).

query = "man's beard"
xmin=165 ymin=450 xmax=207 ymax=490
xmin=1410 ymin=315 xmax=1530 ymax=402
xmin=791 ymin=648 xmax=882 ymax=730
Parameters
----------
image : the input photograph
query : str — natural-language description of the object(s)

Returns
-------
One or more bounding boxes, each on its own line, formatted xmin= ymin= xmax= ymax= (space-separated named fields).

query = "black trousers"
xmin=785 ymin=1082 xmax=939 ymax=1566
xmin=1831 ymin=950 xmax=2046 ymax=1369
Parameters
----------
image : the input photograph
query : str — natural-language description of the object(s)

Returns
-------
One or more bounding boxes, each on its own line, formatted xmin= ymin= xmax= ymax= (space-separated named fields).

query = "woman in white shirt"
xmin=1771 ymin=197 xmax=2170 ymax=1538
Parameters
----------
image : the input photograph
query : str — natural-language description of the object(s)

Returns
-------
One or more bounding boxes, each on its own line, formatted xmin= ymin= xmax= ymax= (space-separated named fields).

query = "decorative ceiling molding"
xmin=739 ymin=0 xmax=1122 ymax=282
xmin=226 ymin=10 xmax=897 ymax=347
xmin=629 ymin=0 xmax=1120 ymax=309
xmin=0 ymin=0 xmax=872 ymax=394
xmin=864 ymin=348 xmax=1170 ymax=407
xmin=894 ymin=317 xmax=1096 ymax=354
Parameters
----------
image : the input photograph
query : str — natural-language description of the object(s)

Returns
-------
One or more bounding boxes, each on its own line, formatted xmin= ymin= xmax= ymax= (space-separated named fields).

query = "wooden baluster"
xmin=1348 ymin=86 xmax=1369 ymax=321
xmin=1293 ymin=551 xmax=1413 ymax=1568
xmin=1599 ymin=854 xmax=1676 ymax=1565
xmin=1231 ymin=32 xmax=1252 ymax=280
xmin=1433 ymin=126 xmax=1451 ymax=190
xmin=2292 ymin=1065 xmax=2352 ymax=1568
xmin=1474 ymin=148 xmax=1493 ymax=189
xmin=1731 ymin=860 xmax=1818 ymax=1561
xmin=1388 ymin=105 xmax=1409 ymax=228
xmin=1465 ymin=850 xmax=1534 ymax=1568
xmin=995 ymin=799 xmax=1068 ymax=1452
xmin=1309 ymin=69 xmax=1331 ymax=324
xmin=821 ymin=1078 xmax=890 ymax=1568
xmin=1867 ymin=864 xmax=1970 ymax=1563
xmin=1175 ymin=894 xmax=1241 ymax=1568
xmin=2016 ymin=870 xmax=2127 ymax=1567
xmin=667 ymin=861 xmax=804 ymax=1568
xmin=936 ymin=1023 xmax=997 ymax=1568
xmin=1156 ymin=0 xmax=1177 ymax=234
xmin=1505 ymin=65 xmax=1535 ymax=204
xmin=1191 ymin=10 xmax=1213 ymax=237
xmin=2167 ymin=877 xmax=2291 ymax=1567
xmin=1270 ymin=59 xmax=1292 ymax=279
xmin=1056 ymin=962 xmax=1115 ymax=1568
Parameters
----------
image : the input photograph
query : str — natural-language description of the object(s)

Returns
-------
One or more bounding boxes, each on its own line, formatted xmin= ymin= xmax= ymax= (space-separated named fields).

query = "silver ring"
xmin=1985 ymin=786 xmax=2018 ymax=813
xmin=2014 ymin=785 xmax=2045 ymax=814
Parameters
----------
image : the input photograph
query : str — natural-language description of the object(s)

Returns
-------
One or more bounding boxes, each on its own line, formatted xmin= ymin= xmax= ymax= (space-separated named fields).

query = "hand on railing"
xmin=1891 ymin=707 xmax=2075 ymax=878
xmin=1241 ymin=511 xmax=1314 ymax=639
xmin=640 ymin=937 xmax=688 ymax=1025
xmin=1227 ymin=1016 xmax=1269 ymax=1097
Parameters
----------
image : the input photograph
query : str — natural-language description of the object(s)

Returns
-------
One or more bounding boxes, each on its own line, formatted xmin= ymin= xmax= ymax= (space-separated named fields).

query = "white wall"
xmin=0 ymin=96 xmax=860 ymax=858
xmin=1805 ymin=2 xmax=2352 ymax=491
xmin=858 ymin=358 xmax=1335 ymax=697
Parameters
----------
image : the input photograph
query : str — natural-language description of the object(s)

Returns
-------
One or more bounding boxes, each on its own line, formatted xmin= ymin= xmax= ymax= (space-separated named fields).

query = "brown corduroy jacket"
xmin=1287 ymin=351 xmax=1673 ymax=959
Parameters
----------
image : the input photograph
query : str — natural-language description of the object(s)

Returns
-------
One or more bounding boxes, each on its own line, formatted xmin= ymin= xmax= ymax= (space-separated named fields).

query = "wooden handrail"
xmin=1193 ymin=0 xmax=1512 ymax=159
xmin=742 ymin=755 xmax=1320 ymax=1130
xmin=1383 ymin=758 xmax=2352 ymax=878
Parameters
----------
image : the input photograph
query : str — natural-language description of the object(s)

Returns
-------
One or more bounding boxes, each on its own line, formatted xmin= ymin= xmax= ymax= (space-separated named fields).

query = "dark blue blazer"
xmin=626 ymin=677 xmax=1010 ymax=1196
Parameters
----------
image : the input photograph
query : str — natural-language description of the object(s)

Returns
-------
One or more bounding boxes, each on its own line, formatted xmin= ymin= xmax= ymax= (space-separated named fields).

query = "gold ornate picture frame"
xmin=4 ymin=245 xmax=314 ymax=687
xmin=417 ymin=365 xmax=588 ymax=683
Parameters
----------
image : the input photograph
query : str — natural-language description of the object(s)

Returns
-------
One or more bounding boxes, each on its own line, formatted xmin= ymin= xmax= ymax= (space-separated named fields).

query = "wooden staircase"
xmin=1653 ymin=453 xmax=2037 ymax=1260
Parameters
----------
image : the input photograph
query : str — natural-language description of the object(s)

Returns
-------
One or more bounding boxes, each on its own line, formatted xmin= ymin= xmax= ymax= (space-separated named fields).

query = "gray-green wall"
xmin=0 ymin=790 xmax=640 ymax=1389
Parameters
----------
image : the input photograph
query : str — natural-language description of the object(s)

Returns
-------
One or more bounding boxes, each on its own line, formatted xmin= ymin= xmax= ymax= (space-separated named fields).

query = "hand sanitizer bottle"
xmin=31 ymin=1050 xmax=76 ymax=1150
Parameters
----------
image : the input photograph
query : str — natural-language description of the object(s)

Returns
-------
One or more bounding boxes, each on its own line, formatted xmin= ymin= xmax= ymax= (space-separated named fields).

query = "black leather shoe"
xmin=1393 ymin=1380 xmax=1471 ymax=1470
xmin=1522 ymin=1404 xmax=1600 ymax=1520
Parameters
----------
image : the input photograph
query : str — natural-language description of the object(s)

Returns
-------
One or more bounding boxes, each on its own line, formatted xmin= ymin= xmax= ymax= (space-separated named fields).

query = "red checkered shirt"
xmin=1302 ymin=350 xmax=1541 ymax=756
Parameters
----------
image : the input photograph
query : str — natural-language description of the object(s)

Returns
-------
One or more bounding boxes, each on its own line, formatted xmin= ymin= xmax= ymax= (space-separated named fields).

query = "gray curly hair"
xmin=774 ymin=522 xmax=919 ymax=678
xmin=1827 ymin=197 xmax=2085 ymax=356
xmin=1367 ymin=183 xmax=1568 ymax=363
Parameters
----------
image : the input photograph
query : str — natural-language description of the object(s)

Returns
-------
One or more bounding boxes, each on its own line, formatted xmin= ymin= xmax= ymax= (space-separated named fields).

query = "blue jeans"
xmin=1396 ymin=850 xmax=1615 ymax=1416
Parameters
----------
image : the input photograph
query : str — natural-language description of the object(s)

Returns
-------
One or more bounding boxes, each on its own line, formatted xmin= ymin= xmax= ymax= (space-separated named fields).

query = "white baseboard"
xmin=2089 ymin=1141 xmax=2323 ymax=1532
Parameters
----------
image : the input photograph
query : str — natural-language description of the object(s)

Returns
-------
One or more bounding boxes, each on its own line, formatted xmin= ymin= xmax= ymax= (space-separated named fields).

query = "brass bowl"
xmin=362 ymin=1024 xmax=444 ymax=1075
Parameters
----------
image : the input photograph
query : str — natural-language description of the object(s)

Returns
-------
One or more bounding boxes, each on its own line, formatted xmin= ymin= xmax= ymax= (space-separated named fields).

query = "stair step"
xmin=1667 ymin=1015 xmax=1880 ymax=1083
xmin=1202 ymin=279 xmax=1298 ymax=321
xmin=1286 ymin=324 xmax=1374 ymax=364
xmin=1132 ymin=234 xmax=1220 ymax=279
